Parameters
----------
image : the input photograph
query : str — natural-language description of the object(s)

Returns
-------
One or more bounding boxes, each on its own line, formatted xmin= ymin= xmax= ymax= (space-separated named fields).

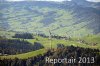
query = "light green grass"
xmin=0 ymin=49 xmax=46 ymax=59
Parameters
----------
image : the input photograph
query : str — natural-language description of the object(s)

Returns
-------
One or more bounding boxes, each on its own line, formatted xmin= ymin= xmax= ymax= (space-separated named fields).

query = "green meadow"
xmin=0 ymin=31 xmax=99 ymax=59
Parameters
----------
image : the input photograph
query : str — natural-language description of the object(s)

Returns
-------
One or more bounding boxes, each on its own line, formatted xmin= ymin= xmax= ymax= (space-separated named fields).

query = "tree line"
xmin=12 ymin=33 xmax=34 ymax=39
xmin=37 ymin=33 xmax=71 ymax=40
xmin=0 ymin=39 xmax=44 ymax=55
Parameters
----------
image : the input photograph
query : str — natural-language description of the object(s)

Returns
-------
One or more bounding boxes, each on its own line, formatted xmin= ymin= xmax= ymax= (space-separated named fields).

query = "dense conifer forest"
xmin=0 ymin=46 xmax=100 ymax=66
xmin=0 ymin=38 xmax=44 ymax=55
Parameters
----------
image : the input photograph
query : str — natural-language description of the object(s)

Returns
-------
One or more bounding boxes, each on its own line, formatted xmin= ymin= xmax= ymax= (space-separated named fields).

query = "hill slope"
xmin=0 ymin=0 xmax=100 ymax=37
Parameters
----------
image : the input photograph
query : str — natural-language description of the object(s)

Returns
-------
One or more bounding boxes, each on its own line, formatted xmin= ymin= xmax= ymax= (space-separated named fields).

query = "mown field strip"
xmin=0 ymin=49 xmax=46 ymax=59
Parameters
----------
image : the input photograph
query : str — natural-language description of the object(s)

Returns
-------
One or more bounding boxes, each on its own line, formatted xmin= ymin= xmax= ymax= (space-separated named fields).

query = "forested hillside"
xmin=0 ymin=46 xmax=100 ymax=66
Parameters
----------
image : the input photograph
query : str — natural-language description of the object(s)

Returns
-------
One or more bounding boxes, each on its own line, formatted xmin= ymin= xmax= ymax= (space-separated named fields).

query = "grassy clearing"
xmin=0 ymin=49 xmax=46 ymax=59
